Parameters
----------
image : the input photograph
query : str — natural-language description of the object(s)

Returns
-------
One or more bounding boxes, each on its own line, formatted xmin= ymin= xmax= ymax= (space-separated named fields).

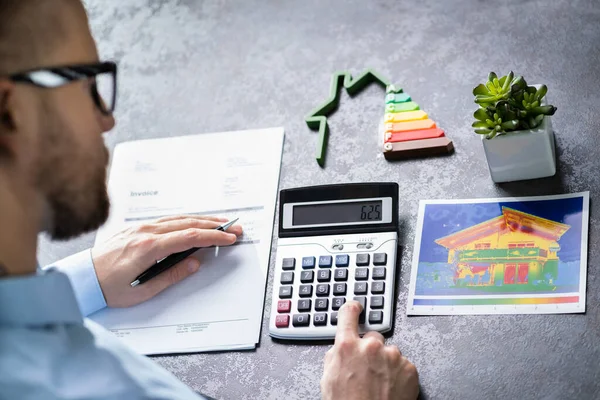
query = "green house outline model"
xmin=305 ymin=69 xmax=399 ymax=167
xmin=305 ymin=69 xmax=453 ymax=166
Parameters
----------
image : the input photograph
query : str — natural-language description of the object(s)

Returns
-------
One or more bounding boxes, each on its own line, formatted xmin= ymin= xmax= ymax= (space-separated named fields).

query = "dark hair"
xmin=0 ymin=0 xmax=80 ymax=75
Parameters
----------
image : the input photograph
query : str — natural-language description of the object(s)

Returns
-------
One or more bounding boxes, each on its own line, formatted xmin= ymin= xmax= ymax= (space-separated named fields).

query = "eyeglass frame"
xmin=6 ymin=61 xmax=117 ymax=116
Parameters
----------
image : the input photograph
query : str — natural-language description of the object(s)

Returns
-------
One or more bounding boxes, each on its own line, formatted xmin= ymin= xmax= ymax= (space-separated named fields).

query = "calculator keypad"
xmin=271 ymin=242 xmax=394 ymax=339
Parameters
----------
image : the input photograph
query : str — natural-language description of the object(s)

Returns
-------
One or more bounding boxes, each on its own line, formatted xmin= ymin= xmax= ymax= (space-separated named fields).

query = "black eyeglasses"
xmin=8 ymin=61 xmax=117 ymax=115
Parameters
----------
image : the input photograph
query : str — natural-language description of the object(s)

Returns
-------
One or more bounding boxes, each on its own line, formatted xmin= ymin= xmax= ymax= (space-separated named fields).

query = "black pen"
xmin=130 ymin=218 xmax=239 ymax=287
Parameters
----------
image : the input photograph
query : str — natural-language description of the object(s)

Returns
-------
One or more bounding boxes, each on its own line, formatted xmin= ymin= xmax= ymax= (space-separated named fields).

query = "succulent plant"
xmin=472 ymin=72 xmax=557 ymax=139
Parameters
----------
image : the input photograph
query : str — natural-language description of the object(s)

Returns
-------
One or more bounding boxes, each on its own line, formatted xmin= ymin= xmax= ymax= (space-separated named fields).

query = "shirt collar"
xmin=0 ymin=268 xmax=83 ymax=326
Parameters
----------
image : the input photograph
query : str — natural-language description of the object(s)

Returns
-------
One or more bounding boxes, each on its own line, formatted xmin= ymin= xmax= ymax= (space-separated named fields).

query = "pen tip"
xmin=131 ymin=280 xmax=140 ymax=287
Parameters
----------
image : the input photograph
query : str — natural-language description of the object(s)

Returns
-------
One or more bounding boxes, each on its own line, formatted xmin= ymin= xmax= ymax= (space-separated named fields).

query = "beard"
xmin=36 ymin=109 xmax=111 ymax=240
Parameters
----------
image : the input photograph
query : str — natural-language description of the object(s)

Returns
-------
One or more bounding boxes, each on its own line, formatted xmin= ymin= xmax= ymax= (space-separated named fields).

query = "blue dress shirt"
xmin=47 ymin=249 xmax=107 ymax=317
xmin=0 ymin=261 xmax=207 ymax=399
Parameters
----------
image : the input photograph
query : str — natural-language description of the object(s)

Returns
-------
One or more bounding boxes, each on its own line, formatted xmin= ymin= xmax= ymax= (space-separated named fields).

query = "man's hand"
xmin=91 ymin=215 xmax=243 ymax=308
xmin=321 ymin=301 xmax=419 ymax=400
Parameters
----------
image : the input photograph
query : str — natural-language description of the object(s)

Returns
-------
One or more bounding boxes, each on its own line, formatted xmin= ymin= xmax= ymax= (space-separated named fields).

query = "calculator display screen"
xmin=292 ymin=200 xmax=383 ymax=226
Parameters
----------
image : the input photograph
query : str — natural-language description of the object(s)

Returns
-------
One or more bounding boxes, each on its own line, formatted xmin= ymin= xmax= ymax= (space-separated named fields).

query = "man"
xmin=0 ymin=0 xmax=419 ymax=399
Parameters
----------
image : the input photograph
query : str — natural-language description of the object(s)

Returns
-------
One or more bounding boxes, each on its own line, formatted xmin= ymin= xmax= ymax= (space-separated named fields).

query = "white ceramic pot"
xmin=481 ymin=91 xmax=556 ymax=183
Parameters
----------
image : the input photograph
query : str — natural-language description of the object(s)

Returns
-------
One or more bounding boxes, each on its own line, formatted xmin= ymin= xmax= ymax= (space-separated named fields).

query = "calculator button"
xmin=297 ymin=299 xmax=312 ymax=312
xmin=279 ymin=286 xmax=292 ymax=299
xmin=355 ymin=268 xmax=369 ymax=281
xmin=275 ymin=314 xmax=290 ymax=328
xmin=333 ymin=283 xmax=347 ymax=296
xmin=280 ymin=272 xmax=294 ymax=284
xmin=370 ymin=296 xmax=384 ymax=309
xmin=331 ymin=312 xmax=339 ymax=325
xmin=371 ymin=281 xmax=385 ymax=295
xmin=302 ymin=256 xmax=316 ymax=269
xmin=316 ymin=284 xmax=330 ymax=297
xmin=315 ymin=298 xmax=329 ymax=311
xmin=317 ymin=269 xmax=331 ymax=282
xmin=356 ymin=253 xmax=370 ymax=266
xmin=368 ymin=310 xmax=383 ymax=324
xmin=354 ymin=282 xmax=368 ymax=295
xmin=292 ymin=314 xmax=310 ymax=327
xmin=334 ymin=268 xmax=348 ymax=281
xmin=332 ymin=297 xmax=346 ymax=310
xmin=353 ymin=297 xmax=367 ymax=323
xmin=300 ymin=270 xmax=314 ymax=283
xmin=372 ymin=267 xmax=386 ymax=280
xmin=335 ymin=254 xmax=349 ymax=267
xmin=313 ymin=313 xmax=328 ymax=326
xmin=282 ymin=258 xmax=296 ymax=270
xmin=319 ymin=255 xmax=333 ymax=268
xmin=277 ymin=300 xmax=291 ymax=313
xmin=373 ymin=253 xmax=387 ymax=266
xmin=299 ymin=285 xmax=313 ymax=297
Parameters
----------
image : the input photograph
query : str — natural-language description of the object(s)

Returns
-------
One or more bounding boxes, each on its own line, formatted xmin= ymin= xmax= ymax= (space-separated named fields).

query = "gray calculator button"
xmin=317 ymin=269 xmax=331 ymax=282
xmin=370 ymin=296 xmax=384 ymax=309
xmin=292 ymin=314 xmax=310 ymax=327
xmin=313 ymin=313 xmax=328 ymax=326
xmin=356 ymin=253 xmax=370 ymax=266
xmin=299 ymin=285 xmax=313 ymax=298
xmin=280 ymin=272 xmax=294 ymax=284
xmin=333 ymin=283 xmax=347 ymax=296
xmin=354 ymin=282 xmax=368 ymax=295
xmin=300 ymin=270 xmax=314 ymax=283
xmin=315 ymin=298 xmax=329 ymax=311
xmin=368 ymin=311 xmax=383 ymax=324
xmin=335 ymin=255 xmax=349 ymax=267
xmin=297 ymin=299 xmax=311 ymax=312
xmin=279 ymin=286 xmax=292 ymax=299
xmin=332 ymin=297 xmax=346 ymax=310
xmin=371 ymin=281 xmax=385 ymax=295
xmin=355 ymin=268 xmax=369 ymax=281
xmin=331 ymin=312 xmax=339 ymax=325
xmin=318 ymin=255 xmax=333 ymax=268
xmin=334 ymin=268 xmax=348 ymax=281
xmin=373 ymin=253 xmax=387 ymax=266
xmin=372 ymin=267 xmax=386 ymax=280
xmin=316 ymin=284 xmax=330 ymax=297
xmin=282 ymin=258 xmax=296 ymax=270
xmin=302 ymin=256 xmax=316 ymax=269
xmin=353 ymin=297 xmax=367 ymax=323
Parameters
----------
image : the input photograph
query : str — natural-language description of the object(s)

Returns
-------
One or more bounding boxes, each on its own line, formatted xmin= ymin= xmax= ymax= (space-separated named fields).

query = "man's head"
xmin=0 ymin=0 xmax=115 ymax=240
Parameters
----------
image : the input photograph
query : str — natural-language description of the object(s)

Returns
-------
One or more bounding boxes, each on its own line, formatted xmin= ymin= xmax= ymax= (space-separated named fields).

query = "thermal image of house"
xmin=435 ymin=207 xmax=570 ymax=287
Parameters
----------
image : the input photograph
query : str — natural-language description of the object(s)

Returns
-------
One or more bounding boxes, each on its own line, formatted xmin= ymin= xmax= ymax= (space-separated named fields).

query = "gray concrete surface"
xmin=38 ymin=0 xmax=600 ymax=398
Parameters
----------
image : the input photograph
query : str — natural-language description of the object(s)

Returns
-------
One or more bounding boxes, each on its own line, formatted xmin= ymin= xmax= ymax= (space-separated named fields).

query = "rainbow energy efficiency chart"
xmin=382 ymin=85 xmax=453 ymax=160
xmin=305 ymin=69 xmax=454 ymax=166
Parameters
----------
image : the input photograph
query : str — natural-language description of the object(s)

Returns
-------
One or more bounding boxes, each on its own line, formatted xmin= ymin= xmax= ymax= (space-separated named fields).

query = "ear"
xmin=0 ymin=79 xmax=17 ymax=157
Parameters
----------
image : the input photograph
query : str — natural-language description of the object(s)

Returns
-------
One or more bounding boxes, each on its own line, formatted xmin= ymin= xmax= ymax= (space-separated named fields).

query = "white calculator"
xmin=268 ymin=182 xmax=399 ymax=340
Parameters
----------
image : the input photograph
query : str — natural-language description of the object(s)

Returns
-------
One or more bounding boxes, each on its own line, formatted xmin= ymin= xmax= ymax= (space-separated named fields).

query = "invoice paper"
xmin=90 ymin=127 xmax=284 ymax=355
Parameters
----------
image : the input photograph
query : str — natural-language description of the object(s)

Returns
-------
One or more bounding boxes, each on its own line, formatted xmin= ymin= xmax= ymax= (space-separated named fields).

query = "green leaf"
xmin=475 ymin=95 xmax=498 ymax=104
xmin=510 ymin=76 xmax=526 ymax=93
xmin=472 ymin=121 xmax=489 ymax=128
xmin=501 ymin=120 xmax=519 ymax=130
xmin=474 ymin=108 xmax=490 ymax=121
xmin=530 ymin=105 xmax=557 ymax=115
xmin=501 ymin=71 xmax=514 ymax=92
xmin=488 ymin=72 xmax=498 ymax=82
xmin=473 ymin=83 xmax=489 ymax=96
xmin=475 ymin=128 xmax=492 ymax=135
xmin=535 ymin=85 xmax=547 ymax=101
xmin=486 ymin=128 xmax=499 ymax=139
xmin=533 ymin=114 xmax=544 ymax=127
